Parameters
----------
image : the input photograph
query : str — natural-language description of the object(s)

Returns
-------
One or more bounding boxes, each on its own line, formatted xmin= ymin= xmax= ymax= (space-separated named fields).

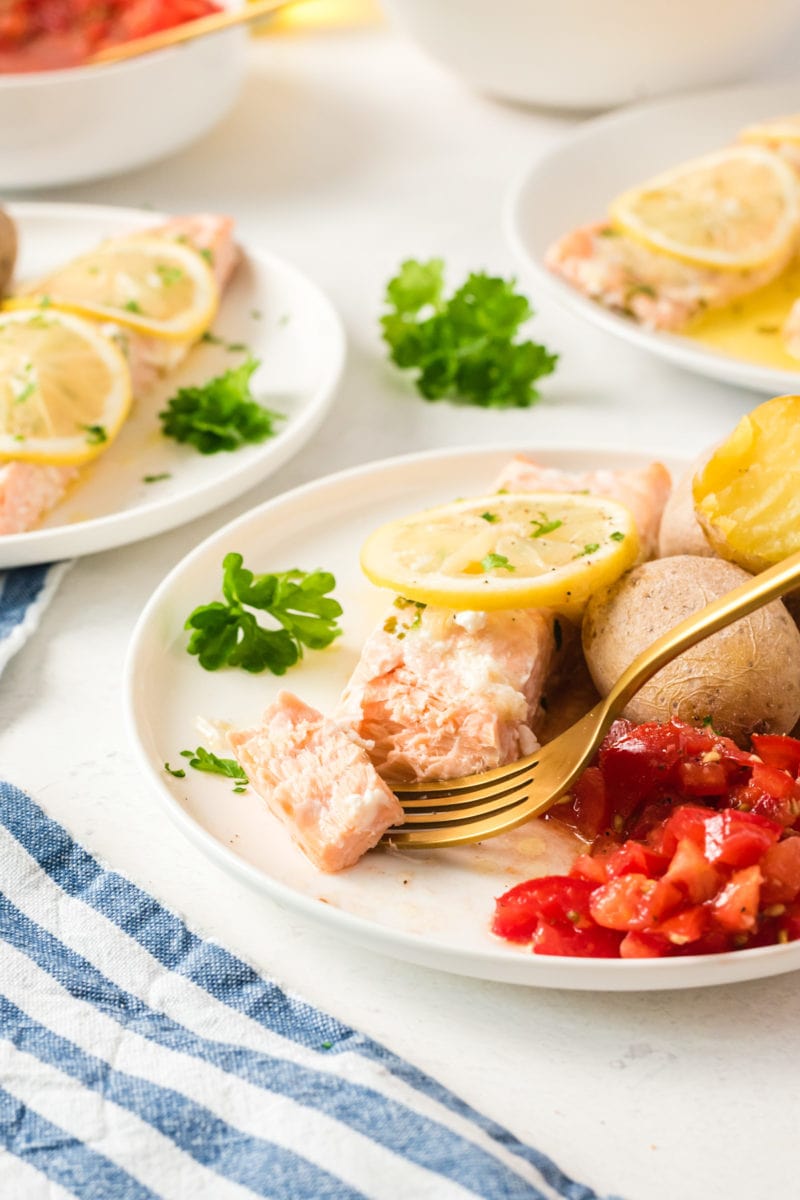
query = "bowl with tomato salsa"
xmin=0 ymin=0 xmax=247 ymax=188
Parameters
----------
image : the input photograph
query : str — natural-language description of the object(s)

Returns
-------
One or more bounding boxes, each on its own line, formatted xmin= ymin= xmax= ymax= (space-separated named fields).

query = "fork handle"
xmin=600 ymin=547 xmax=800 ymax=726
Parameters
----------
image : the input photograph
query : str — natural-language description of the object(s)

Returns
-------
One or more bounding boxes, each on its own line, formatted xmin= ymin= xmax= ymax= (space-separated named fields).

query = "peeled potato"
xmin=582 ymin=555 xmax=800 ymax=744
xmin=693 ymin=394 xmax=800 ymax=573
xmin=0 ymin=208 xmax=16 ymax=298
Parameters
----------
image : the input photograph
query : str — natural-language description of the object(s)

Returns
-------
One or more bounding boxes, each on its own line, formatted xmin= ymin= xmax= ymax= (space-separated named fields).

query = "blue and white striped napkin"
xmin=0 ymin=566 xmax=615 ymax=1200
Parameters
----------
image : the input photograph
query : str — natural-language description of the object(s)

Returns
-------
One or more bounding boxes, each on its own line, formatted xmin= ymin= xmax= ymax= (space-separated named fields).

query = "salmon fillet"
xmin=336 ymin=601 xmax=556 ymax=783
xmin=545 ymin=219 xmax=794 ymax=332
xmin=493 ymin=456 xmax=672 ymax=560
xmin=228 ymin=691 xmax=403 ymax=873
xmin=0 ymin=214 xmax=238 ymax=537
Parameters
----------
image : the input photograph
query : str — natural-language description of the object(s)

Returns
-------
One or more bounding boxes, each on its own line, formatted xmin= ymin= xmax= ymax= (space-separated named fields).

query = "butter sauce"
xmin=685 ymin=257 xmax=800 ymax=371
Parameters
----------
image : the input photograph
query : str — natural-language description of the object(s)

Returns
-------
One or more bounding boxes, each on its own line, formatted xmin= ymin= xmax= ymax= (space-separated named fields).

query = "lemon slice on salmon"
xmin=740 ymin=115 xmax=800 ymax=146
xmin=6 ymin=236 xmax=218 ymax=342
xmin=609 ymin=146 xmax=800 ymax=271
xmin=0 ymin=309 xmax=132 ymax=466
xmin=360 ymin=492 xmax=640 ymax=615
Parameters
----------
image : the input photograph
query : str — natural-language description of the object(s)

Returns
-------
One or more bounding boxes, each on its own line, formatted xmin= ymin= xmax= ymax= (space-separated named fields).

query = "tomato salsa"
xmin=0 ymin=0 xmax=221 ymax=73
xmin=493 ymin=719 xmax=800 ymax=958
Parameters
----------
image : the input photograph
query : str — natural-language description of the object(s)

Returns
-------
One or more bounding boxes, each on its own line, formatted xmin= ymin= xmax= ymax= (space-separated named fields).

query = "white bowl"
xmin=380 ymin=0 xmax=800 ymax=110
xmin=0 ymin=11 xmax=247 ymax=190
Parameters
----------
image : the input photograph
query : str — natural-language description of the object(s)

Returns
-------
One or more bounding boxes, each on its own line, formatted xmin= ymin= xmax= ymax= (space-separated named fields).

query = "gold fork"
xmin=382 ymin=546 xmax=800 ymax=849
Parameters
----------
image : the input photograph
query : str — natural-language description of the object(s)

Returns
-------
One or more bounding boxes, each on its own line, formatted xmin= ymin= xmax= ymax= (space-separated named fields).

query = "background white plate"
xmin=505 ymin=79 xmax=800 ymax=396
xmin=125 ymin=445 xmax=800 ymax=991
xmin=0 ymin=203 xmax=345 ymax=568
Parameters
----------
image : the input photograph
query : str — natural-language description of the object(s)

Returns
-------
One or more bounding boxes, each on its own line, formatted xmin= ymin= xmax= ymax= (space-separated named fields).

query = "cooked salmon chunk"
xmin=493 ymin=456 xmax=671 ymax=560
xmin=336 ymin=602 xmax=555 ymax=783
xmin=0 ymin=214 xmax=238 ymax=537
xmin=228 ymin=691 xmax=403 ymax=873
xmin=545 ymin=219 xmax=794 ymax=332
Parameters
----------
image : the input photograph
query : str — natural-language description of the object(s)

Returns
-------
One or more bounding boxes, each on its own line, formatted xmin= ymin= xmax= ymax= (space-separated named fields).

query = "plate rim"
xmin=0 ymin=200 xmax=347 ymax=567
xmin=503 ymin=77 xmax=800 ymax=396
xmin=123 ymin=441 xmax=800 ymax=991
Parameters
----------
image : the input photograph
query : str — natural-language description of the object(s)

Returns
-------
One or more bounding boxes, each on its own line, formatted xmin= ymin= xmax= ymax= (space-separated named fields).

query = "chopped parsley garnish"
xmin=14 ymin=375 xmax=36 ymax=405
xmin=81 ymin=424 xmax=108 ymax=445
xmin=164 ymin=761 xmax=186 ymax=778
xmin=381 ymin=258 xmax=558 ymax=408
xmin=159 ymin=356 xmax=283 ymax=454
xmin=124 ymin=299 xmax=142 ymax=313
xmin=201 ymin=330 xmax=225 ymax=345
xmin=610 ymin=531 xmax=625 ymax=542
xmin=626 ymin=283 xmax=657 ymax=300
xmin=225 ymin=342 xmax=248 ymax=353
xmin=199 ymin=247 xmax=214 ymax=265
xmin=578 ymin=542 xmax=600 ymax=557
xmin=531 ymin=515 xmax=562 ymax=538
xmin=184 ymin=551 xmax=343 ymax=674
xmin=143 ymin=472 xmax=171 ymax=483
xmin=38 ymin=295 xmax=52 ymax=309
xmin=156 ymin=264 xmax=183 ymax=286
xmin=481 ymin=553 xmax=515 ymax=572
xmin=180 ymin=746 xmax=248 ymax=782
xmin=480 ymin=511 xmax=499 ymax=523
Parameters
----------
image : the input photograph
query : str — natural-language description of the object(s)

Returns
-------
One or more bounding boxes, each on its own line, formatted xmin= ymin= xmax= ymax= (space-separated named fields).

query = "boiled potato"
xmin=582 ymin=555 xmax=800 ymax=743
xmin=658 ymin=459 xmax=716 ymax=559
xmin=693 ymin=394 xmax=800 ymax=573
xmin=0 ymin=208 xmax=16 ymax=298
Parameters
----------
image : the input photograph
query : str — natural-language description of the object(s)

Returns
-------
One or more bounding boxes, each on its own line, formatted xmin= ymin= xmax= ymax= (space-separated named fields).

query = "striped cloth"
xmin=0 ymin=783 xmax=616 ymax=1200
xmin=0 ymin=565 xmax=615 ymax=1200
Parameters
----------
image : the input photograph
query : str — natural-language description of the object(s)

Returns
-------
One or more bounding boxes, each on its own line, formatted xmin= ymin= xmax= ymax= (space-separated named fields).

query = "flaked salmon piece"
xmin=0 ymin=213 xmax=238 ymax=537
xmin=545 ymin=219 xmax=794 ymax=332
xmin=336 ymin=602 xmax=556 ymax=784
xmin=492 ymin=456 xmax=672 ymax=560
xmin=228 ymin=691 xmax=403 ymax=873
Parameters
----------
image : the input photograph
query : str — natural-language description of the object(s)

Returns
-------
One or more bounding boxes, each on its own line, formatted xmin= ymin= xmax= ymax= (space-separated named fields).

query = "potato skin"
xmin=582 ymin=555 xmax=800 ymax=743
xmin=0 ymin=208 xmax=16 ymax=297
xmin=658 ymin=462 xmax=716 ymax=559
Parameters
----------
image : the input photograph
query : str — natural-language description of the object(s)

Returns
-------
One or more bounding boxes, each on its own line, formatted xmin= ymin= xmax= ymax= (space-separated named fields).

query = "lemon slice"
xmin=360 ymin=492 xmax=640 ymax=614
xmin=740 ymin=115 xmax=800 ymax=145
xmin=609 ymin=146 xmax=800 ymax=270
xmin=0 ymin=309 xmax=132 ymax=466
xmin=7 ymin=236 xmax=218 ymax=342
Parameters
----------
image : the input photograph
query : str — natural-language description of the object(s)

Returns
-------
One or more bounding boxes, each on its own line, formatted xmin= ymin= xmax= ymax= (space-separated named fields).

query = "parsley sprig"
xmin=381 ymin=259 xmax=558 ymax=408
xmin=159 ymin=356 xmax=283 ymax=454
xmin=184 ymin=552 xmax=343 ymax=674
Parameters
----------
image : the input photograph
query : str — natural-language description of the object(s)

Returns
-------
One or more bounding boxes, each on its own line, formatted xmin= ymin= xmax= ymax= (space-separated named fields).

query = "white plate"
xmin=125 ymin=444 xmax=800 ymax=991
xmin=0 ymin=203 xmax=345 ymax=568
xmin=505 ymin=79 xmax=800 ymax=396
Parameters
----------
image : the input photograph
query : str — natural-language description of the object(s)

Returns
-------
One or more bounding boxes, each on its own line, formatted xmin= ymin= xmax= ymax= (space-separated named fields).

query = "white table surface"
xmin=3 ymin=23 xmax=800 ymax=1200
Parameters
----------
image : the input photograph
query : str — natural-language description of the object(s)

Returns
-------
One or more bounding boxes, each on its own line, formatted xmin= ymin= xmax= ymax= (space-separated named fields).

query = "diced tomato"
xmin=657 ymin=805 xmax=712 ymax=856
xmin=664 ymin=837 xmax=721 ymax=904
xmin=657 ymin=906 xmax=709 ymax=946
xmin=600 ymin=841 xmax=669 ymax=879
xmin=570 ymin=853 xmax=608 ymax=885
xmin=567 ymin=765 xmax=611 ymax=841
xmin=619 ymin=931 xmax=674 ymax=959
xmin=492 ymin=876 xmax=594 ymax=943
xmin=760 ymin=837 xmax=800 ymax=905
xmin=776 ymin=902 xmax=800 ymax=943
xmin=712 ymin=865 xmax=763 ymax=933
xmin=730 ymin=764 xmax=800 ymax=827
xmin=589 ymin=873 xmax=681 ymax=931
xmin=751 ymin=734 xmax=800 ymax=776
xmin=703 ymin=810 xmax=781 ymax=868
xmin=677 ymin=760 xmax=728 ymax=796
xmin=531 ymin=921 xmax=623 ymax=958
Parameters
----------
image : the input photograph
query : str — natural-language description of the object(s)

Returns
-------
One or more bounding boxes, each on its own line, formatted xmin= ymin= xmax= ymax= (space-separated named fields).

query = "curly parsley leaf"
xmin=184 ymin=552 xmax=343 ymax=674
xmin=180 ymin=746 xmax=248 ymax=782
xmin=159 ymin=356 xmax=283 ymax=454
xmin=381 ymin=259 xmax=558 ymax=408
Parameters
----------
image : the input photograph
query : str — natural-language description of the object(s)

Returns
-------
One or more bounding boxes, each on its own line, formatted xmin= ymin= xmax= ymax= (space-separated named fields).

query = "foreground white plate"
xmin=0 ymin=203 xmax=345 ymax=568
xmin=125 ymin=445 xmax=800 ymax=990
xmin=506 ymin=79 xmax=800 ymax=396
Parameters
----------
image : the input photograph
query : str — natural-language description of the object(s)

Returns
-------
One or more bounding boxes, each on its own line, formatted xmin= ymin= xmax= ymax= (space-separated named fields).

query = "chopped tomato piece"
xmin=570 ymin=853 xmax=608 ymax=885
xmin=658 ymin=805 xmax=712 ymax=856
xmin=712 ymin=865 xmax=763 ymax=933
xmin=751 ymin=734 xmax=800 ymax=776
xmin=532 ymin=921 xmax=623 ymax=958
xmin=492 ymin=876 xmax=594 ymax=943
xmin=704 ymin=810 xmax=781 ymax=868
xmin=657 ymin=906 xmax=709 ymax=946
xmin=589 ymin=873 xmax=681 ymax=931
xmin=760 ymin=837 xmax=800 ymax=905
xmin=664 ymin=837 xmax=721 ymax=904
xmin=677 ymin=760 xmax=728 ymax=796
xmin=600 ymin=841 xmax=669 ymax=879
xmin=619 ymin=931 xmax=674 ymax=958
xmin=567 ymin=766 xmax=610 ymax=841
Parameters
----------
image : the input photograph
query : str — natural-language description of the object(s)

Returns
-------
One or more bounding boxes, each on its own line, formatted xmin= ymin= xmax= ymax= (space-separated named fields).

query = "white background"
xmin=3 ymin=21 xmax=800 ymax=1200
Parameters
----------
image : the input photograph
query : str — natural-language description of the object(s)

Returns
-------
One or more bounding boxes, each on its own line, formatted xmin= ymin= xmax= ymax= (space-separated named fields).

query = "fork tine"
xmin=396 ymin=771 xmax=537 ymax=811
xmin=384 ymin=788 xmax=554 ymax=848
xmin=392 ymin=756 xmax=538 ymax=800
xmin=393 ymin=779 xmax=534 ymax=825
